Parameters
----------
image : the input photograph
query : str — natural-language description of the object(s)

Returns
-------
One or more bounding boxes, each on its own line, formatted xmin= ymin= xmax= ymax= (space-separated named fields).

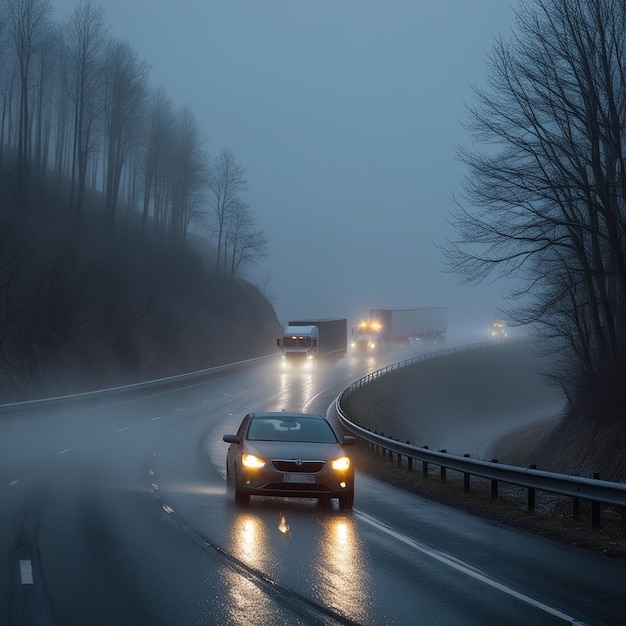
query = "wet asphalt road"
xmin=1 ymin=341 xmax=624 ymax=625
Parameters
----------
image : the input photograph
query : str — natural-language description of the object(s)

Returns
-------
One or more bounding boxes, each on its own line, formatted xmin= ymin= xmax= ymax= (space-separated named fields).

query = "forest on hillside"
xmin=0 ymin=0 xmax=281 ymax=401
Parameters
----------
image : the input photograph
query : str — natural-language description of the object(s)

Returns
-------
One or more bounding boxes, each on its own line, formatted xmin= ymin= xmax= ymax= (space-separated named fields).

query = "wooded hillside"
xmin=0 ymin=174 xmax=282 ymax=402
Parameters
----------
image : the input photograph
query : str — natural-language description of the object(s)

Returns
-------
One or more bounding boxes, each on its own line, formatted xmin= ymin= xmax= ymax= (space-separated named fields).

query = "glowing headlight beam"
xmin=242 ymin=453 xmax=266 ymax=469
xmin=331 ymin=456 xmax=351 ymax=471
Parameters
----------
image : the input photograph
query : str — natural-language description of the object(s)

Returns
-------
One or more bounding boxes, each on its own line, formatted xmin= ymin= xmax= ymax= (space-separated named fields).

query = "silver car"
xmin=223 ymin=412 xmax=356 ymax=509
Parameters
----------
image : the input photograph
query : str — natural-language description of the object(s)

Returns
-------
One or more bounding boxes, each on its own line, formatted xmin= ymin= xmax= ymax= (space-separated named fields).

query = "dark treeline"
xmin=445 ymin=0 xmax=626 ymax=479
xmin=0 ymin=0 xmax=279 ymax=400
xmin=1 ymin=0 xmax=266 ymax=266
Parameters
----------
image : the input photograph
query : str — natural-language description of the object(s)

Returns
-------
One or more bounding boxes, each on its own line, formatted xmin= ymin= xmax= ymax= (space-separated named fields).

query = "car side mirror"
xmin=342 ymin=435 xmax=356 ymax=445
xmin=223 ymin=434 xmax=240 ymax=444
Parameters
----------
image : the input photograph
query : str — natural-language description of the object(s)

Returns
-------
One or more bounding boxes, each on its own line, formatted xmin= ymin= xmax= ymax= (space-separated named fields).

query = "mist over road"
xmin=346 ymin=339 xmax=563 ymax=463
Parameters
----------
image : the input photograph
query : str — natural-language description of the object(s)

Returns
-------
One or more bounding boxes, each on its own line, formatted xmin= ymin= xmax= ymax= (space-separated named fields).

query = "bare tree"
xmin=6 ymin=0 xmax=52 ymax=212
xmin=224 ymin=199 xmax=268 ymax=278
xmin=27 ymin=21 xmax=57 ymax=189
xmin=102 ymin=37 xmax=148 ymax=236
xmin=140 ymin=85 xmax=174 ymax=238
xmin=64 ymin=0 xmax=108 ymax=228
xmin=166 ymin=104 xmax=207 ymax=247
xmin=207 ymin=148 xmax=246 ymax=274
xmin=444 ymin=0 xmax=626 ymax=422
xmin=0 ymin=0 xmax=11 ymax=168
xmin=0 ymin=23 xmax=14 ymax=171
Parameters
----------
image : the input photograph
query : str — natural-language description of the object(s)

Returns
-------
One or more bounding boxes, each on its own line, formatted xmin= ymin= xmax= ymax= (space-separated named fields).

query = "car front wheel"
xmin=338 ymin=492 xmax=354 ymax=510
xmin=234 ymin=469 xmax=250 ymax=506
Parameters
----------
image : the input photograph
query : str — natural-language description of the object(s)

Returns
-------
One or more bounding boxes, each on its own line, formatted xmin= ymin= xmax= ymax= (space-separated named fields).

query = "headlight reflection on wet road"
xmin=276 ymin=369 xmax=315 ymax=411
xmin=226 ymin=508 xmax=372 ymax=625
xmin=315 ymin=515 xmax=372 ymax=623
xmin=225 ymin=514 xmax=277 ymax=625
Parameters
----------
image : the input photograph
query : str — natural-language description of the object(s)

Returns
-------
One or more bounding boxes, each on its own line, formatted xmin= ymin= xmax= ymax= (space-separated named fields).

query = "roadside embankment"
xmin=342 ymin=339 xmax=564 ymax=463
xmin=341 ymin=340 xmax=626 ymax=557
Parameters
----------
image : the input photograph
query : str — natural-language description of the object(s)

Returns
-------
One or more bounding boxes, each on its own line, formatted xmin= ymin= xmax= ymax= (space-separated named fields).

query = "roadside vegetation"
xmin=0 ymin=0 xmax=280 ymax=402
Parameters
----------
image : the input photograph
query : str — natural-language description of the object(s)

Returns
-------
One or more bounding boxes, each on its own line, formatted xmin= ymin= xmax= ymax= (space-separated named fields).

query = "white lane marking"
xmin=355 ymin=511 xmax=579 ymax=623
xmin=151 ymin=416 xmax=162 ymax=421
xmin=58 ymin=448 xmax=71 ymax=455
xmin=9 ymin=480 xmax=18 ymax=486
xmin=117 ymin=427 xmax=129 ymax=432
xmin=20 ymin=560 xmax=33 ymax=584
xmin=176 ymin=408 xmax=183 ymax=412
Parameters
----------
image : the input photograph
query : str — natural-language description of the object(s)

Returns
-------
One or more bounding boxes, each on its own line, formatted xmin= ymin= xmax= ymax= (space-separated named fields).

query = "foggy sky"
xmin=54 ymin=0 xmax=516 ymax=333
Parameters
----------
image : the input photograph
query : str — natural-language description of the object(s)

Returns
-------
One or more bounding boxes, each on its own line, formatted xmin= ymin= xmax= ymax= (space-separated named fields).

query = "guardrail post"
xmin=407 ymin=442 xmax=413 ymax=471
xmin=463 ymin=454 xmax=471 ymax=491
xmin=422 ymin=446 xmax=429 ymax=478
xmin=440 ymin=450 xmax=447 ymax=482
xmin=592 ymin=472 xmax=601 ymax=529
xmin=572 ymin=473 xmax=580 ymax=520
xmin=490 ymin=459 xmax=498 ymax=499
xmin=528 ymin=464 xmax=536 ymax=512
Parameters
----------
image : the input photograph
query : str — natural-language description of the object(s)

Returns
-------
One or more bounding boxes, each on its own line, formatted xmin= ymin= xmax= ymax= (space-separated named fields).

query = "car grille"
xmin=272 ymin=460 xmax=325 ymax=473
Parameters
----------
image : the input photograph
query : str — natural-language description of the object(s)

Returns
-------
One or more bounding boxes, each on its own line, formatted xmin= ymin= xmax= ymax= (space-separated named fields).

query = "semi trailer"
xmin=368 ymin=308 xmax=447 ymax=342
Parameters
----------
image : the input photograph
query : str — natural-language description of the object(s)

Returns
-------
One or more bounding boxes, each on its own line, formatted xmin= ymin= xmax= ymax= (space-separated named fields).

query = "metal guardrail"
xmin=335 ymin=341 xmax=626 ymax=528
xmin=0 ymin=353 xmax=279 ymax=411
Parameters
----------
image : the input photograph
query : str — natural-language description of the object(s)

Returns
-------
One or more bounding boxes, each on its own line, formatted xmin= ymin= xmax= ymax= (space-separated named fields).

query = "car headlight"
xmin=242 ymin=453 xmax=266 ymax=469
xmin=330 ymin=456 xmax=351 ymax=471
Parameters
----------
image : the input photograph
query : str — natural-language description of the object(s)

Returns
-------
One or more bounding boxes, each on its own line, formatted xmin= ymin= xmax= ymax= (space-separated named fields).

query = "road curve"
xmin=0 ymin=342 xmax=623 ymax=625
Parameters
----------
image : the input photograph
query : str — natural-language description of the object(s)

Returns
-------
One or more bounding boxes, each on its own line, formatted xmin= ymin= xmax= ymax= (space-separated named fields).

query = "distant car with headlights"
xmin=223 ymin=412 xmax=355 ymax=509
xmin=490 ymin=321 xmax=508 ymax=338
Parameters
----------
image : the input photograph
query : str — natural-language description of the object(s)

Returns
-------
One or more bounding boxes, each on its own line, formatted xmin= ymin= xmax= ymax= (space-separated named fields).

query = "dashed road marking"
xmin=117 ymin=427 xmax=129 ymax=432
xmin=9 ymin=480 xmax=18 ymax=486
xmin=20 ymin=560 xmax=33 ymax=584
xmin=58 ymin=448 xmax=71 ymax=455
xmin=151 ymin=416 xmax=162 ymax=421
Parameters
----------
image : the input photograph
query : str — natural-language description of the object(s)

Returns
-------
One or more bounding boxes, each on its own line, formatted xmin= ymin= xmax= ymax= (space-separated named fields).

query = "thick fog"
xmin=54 ymin=1 xmax=516 ymax=334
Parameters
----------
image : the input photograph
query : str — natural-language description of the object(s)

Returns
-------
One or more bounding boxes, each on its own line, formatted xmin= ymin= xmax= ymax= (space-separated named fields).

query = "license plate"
xmin=282 ymin=473 xmax=315 ymax=484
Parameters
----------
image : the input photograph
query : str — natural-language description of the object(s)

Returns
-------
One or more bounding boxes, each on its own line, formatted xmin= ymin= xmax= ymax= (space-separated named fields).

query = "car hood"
xmin=244 ymin=440 xmax=345 ymax=460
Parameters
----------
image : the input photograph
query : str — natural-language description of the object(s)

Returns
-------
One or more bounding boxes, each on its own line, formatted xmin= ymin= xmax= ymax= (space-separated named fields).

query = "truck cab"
xmin=351 ymin=320 xmax=383 ymax=352
xmin=278 ymin=325 xmax=319 ymax=364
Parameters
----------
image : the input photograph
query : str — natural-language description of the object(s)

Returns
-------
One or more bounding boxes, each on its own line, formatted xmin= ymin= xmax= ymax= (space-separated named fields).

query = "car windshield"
xmin=247 ymin=416 xmax=337 ymax=443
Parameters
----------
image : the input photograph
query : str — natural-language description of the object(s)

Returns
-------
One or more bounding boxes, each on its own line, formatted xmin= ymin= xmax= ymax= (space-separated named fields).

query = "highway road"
xmin=1 ymin=341 xmax=624 ymax=625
